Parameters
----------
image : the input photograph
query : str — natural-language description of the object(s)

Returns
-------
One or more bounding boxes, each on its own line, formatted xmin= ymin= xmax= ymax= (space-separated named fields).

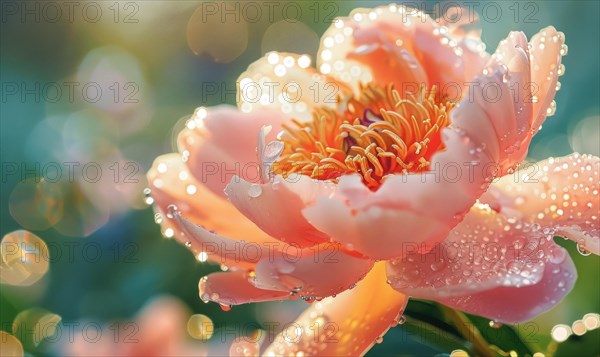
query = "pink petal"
xmin=263 ymin=263 xmax=408 ymax=356
xmin=317 ymin=4 xmax=489 ymax=94
xmin=529 ymin=27 xmax=565 ymax=132
xmin=147 ymin=154 xmax=281 ymax=268
xmin=489 ymin=32 xmax=533 ymax=168
xmin=236 ymin=52 xmax=352 ymax=121
xmin=482 ymin=153 xmax=600 ymax=255
xmin=225 ymin=175 xmax=335 ymax=247
xmin=346 ymin=35 xmax=429 ymax=95
xmin=451 ymin=72 xmax=512 ymax=166
xmin=177 ymin=105 xmax=286 ymax=199
xmin=387 ymin=204 xmax=577 ymax=324
xmin=432 ymin=5 xmax=491 ymax=84
xmin=252 ymin=243 xmax=374 ymax=299
xmin=157 ymin=199 xmax=284 ymax=270
xmin=198 ymin=271 xmax=290 ymax=306
xmin=438 ymin=255 xmax=576 ymax=324
xmin=475 ymin=28 xmax=566 ymax=174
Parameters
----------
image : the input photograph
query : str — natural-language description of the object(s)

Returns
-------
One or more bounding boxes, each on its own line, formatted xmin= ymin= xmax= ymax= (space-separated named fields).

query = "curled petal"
xmin=177 ymin=105 xmax=285 ymax=198
xmin=225 ymin=175 xmax=335 ymax=247
xmin=252 ymin=243 xmax=374 ymax=299
xmin=198 ymin=272 xmax=289 ymax=306
xmin=474 ymin=28 xmax=566 ymax=174
xmin=387 ymin=204 xmax=577 ymax=324
xmin=452 ymin=71 xmax=515 ymax=166
xmin=482 ymin=153 xmax=600 ymax=255
xmin=263 ymin=263 xmax=408 ymax=356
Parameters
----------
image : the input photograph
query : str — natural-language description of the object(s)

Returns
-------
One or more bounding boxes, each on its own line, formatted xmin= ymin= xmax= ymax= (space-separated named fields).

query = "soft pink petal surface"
xmin=147 ymin=154 xmax=281 ymax=268
xmin=317 ymin=4 xmax=489 ymax=94
xmin=387 ymin=203 xmax=577 ymax=324
xmin=177 ymin=105 xmax=286 ymax=199
xmin=225 ymin=175 xmax=335 ymax=248
xmin=236 ymin=52 xmax=352 ymax=121
xmin=482 ymin=153 xmax=600 ymax=255
xmin=252 ymin=243 xmax=374 ymax=299
xmin=199 ymin=271 xmax=290 ymax=306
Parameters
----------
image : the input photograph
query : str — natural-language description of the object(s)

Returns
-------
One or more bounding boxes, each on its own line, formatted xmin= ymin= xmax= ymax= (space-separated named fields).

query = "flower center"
xmin=273 ymin=84 xmax=455 ymax=190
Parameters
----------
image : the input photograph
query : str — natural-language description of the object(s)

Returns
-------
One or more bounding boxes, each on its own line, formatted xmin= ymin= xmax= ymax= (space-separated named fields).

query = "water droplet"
xmin=375 ymin=336 xmax=383 ymax=344
xmin=248 ymin=184 xmax=262 ymax=198
xmin=398 ymin=315 xmax=406 ymax=325
xmin=185 ymin=241 xmax=192 ymax=248
xmin=154 ymin=213 xmax=163 ymax=224
xmin=489 ymin=320 xmax=503 ymax=328
xmin=546 ymin=100 xmax=557 ymax=116
xmin=166 ymin=204 xmax=179 ymax=218
xmin=577 ymin=243 xmax=591 ymax=256
xmin=548 ymin=246 xmax=567 ymax=264
xmin=143 ymin=188 xmax=153 ymax=205
xmin=263 ymin=141 xmax=284 ymax=161
xmin=430 ymin=260 xmax=445 ymax=272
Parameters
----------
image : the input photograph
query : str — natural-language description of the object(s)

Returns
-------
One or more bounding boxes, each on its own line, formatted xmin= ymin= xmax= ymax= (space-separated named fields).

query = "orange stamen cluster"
xmin=273 ymin=83 xmax=455 ymax=190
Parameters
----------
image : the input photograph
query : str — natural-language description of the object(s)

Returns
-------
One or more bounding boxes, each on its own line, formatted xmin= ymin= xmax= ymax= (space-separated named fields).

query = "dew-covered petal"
xmin=434 ymin=5 xmax=490 ymax=83
xmin=485 ymin=32 xmax=533 ymax=171
xmin=387 ymin=203 xmax=577 ymax=324
xmin=451 ymin=71 xmax=514 ymax=167
xmin=225 ymin=175 xmax=335 ymax=247
xmin=387 ymin=203 xmax=573 ymax=295
xmin=153 ymin=198 xmax=282 ymax=270
xmin=529 ymin=26 xmax=565 ymax=133
xmin=303 ymin=128 xmax=495 ymax=260
xmin=177 ymin=105 xmax=286 ymax=198
xmin=147 ymin=154 xmax=280 ymax=264
xmin=474 ymin=28 xmax=566 ymax=174
xmin=437 ymin=252 xmax=576 ymax=324
xmin=482 ymin=153 xmax=600 ymax=255
xmin=198 ymin=271 xmax=290 ymax=306
xmin=317 ymin=4 xmax=489 ymax=94
xmin=263 ymin=262 xmax=408 ymax=356
xmin=346 ymin=36 xmax=428 ymax=95
xmin=252 ymin=243 xmax=374 ymax=299
xmin=236 ymin=52 xmax=351 ymax=121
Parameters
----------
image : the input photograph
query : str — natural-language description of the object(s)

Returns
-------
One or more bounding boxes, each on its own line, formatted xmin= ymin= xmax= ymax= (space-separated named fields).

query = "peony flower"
xmin=147 ymin=4 xmax=599 ymax=356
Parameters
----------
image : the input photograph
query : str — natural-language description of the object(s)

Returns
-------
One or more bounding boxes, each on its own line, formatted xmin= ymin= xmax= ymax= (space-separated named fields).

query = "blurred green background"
xmin=1 ymin=1 xmax=598 ymax=356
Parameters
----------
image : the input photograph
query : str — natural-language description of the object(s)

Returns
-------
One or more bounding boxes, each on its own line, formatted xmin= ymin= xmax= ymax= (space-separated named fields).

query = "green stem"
xmin=441 ymin=306 xmax=496 ymax=357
